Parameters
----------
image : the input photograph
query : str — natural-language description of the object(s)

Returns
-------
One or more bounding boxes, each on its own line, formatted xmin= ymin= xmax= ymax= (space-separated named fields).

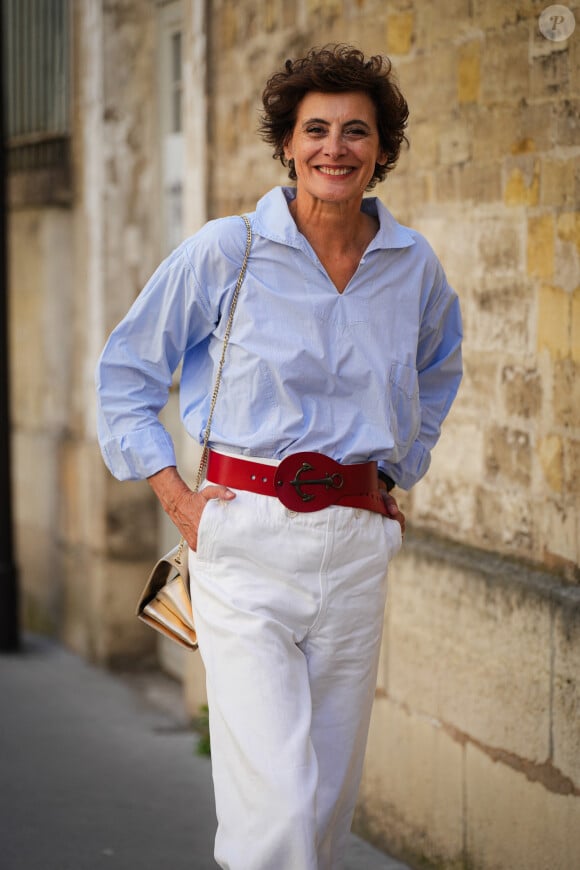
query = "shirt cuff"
xmin=100 ymin=426 xmax=177 ymax=481
xmin=380 ymin=440 xmax=431 ymax=491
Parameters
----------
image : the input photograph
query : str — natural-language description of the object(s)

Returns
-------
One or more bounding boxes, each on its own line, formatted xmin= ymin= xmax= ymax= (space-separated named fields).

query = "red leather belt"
xmin=206 ymin=450 xmax=389 ymax=516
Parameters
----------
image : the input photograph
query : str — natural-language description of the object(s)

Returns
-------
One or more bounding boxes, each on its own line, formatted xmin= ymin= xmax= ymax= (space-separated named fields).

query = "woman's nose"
xmin=324 ymin=130 xmax=346 ymax=158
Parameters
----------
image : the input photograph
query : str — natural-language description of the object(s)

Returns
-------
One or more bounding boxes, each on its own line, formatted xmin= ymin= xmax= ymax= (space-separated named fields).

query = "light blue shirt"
xmin=96 ymin=186 xmax=462 ymax=490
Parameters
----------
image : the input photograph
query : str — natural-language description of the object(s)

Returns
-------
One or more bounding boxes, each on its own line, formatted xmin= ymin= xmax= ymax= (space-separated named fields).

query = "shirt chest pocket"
xmin=388 ymin=362 xmax=421 ymax=454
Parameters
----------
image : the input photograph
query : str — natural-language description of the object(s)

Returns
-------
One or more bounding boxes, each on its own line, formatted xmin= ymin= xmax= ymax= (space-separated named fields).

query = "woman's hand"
xmin=378 ymin=484 xmax=406 ymax=537
xmin=147 ymin=466 xmax=235 ymax=551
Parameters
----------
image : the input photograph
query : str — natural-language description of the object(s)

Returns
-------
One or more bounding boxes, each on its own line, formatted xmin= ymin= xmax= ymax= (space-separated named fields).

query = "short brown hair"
xmin=259 ymin=44 xmax=409 ymax=189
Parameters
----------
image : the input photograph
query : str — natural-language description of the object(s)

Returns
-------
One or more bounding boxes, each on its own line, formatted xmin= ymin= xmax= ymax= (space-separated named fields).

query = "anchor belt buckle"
xmin=274 ymin=452 xmax=358 ymax=513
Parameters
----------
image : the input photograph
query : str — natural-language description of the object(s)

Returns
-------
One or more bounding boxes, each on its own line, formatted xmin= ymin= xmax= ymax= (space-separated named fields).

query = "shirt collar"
xmin=253 ymin=186 xmax=416 ymax=251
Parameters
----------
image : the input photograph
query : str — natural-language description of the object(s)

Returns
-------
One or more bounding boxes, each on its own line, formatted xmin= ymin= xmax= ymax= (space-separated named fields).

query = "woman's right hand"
xmin=147 ymin=466 xmax=235 ymax=551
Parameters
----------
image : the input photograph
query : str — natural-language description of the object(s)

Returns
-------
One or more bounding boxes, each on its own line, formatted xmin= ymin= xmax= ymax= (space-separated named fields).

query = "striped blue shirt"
xmin=96 ymin=186 xmax=462 ymax=490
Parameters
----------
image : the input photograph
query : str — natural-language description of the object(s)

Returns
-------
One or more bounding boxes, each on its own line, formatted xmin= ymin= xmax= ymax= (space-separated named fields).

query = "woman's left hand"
xmin=379 ymin=489 xmax=406 ymax=537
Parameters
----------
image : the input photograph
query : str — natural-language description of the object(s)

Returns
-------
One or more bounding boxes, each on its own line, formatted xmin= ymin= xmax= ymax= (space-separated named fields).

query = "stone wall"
xmin=201 ymin=1 xmax=580 ymax=866
xmin=9 ymin=209 xmax=74 ymax=635
xmin=356 ymin=531 xmax=580 ymax=869
xmin=9 ymin=0 xmax=161 ymax=663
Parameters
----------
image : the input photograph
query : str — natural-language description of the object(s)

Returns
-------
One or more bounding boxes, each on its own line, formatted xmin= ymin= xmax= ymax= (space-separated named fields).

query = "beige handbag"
xmin=136 ymin=215 xmax=252 ymax=651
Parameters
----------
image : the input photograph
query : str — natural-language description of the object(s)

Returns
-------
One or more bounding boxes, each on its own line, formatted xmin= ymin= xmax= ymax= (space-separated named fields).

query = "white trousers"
xmin=189 ymin=487 xmax=402 ymax=870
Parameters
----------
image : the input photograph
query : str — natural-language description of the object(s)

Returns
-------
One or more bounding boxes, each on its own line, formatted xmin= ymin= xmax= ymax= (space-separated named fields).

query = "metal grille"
xmin=3 ymin=0 xmax=70 ymax=144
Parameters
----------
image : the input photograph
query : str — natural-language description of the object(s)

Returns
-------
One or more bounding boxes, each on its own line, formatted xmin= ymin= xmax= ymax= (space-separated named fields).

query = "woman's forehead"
xmin=294 ymin=90 xmax=377 ymax=122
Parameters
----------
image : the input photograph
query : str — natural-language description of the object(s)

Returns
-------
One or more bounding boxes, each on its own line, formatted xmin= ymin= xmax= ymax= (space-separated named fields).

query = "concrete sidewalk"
xmin=0 ymin=635 xmax=410 ymax=870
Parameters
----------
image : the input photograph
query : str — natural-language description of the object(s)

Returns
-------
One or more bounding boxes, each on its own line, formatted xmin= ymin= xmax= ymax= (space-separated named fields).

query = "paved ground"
xmin=0 ymin=634 xmax=411 ymax=870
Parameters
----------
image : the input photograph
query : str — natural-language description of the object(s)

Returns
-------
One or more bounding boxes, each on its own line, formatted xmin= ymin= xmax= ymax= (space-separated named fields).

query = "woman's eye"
xmin=346 ymin=127 xmax=368 ymax=137
xmin=306 ymin=125 xmax=325 ymax=135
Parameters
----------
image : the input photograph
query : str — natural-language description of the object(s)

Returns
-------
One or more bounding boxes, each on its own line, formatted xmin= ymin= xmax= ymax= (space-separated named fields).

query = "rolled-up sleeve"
xmin=383 ymin=269 xmax=463 ymax=490
xmin=95 ymin=244 xmax=214 ymax=481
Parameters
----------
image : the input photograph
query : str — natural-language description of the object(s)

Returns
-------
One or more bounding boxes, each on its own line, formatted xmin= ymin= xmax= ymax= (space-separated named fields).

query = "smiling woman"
xmin=282 ymin=91 xmax=387 ymax=289
xmin=96 ymin=42 xmax=462 ymax=870
xmin=259 ymin=43 xmax=409 ymax=184
xmin=284 ymin=91 xmax=386 ymax=201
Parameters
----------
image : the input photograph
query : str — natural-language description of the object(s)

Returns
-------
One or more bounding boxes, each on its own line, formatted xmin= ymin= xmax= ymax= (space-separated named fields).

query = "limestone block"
xmin=530 ymin=49 xmax=571 ymax=101
xmin=404 ymin=120 xmax=439 ymax=170
xmin=470 ymin=279 xmax=532 ymax=355
xmin=64 ymin=551 xmax=157 ymax=665
xmin=481 ymin=27 xmax=529 ymax=105
xmin=535 ymin=496 xmax=579 ymax=578
xmin=470 ymin=0 xmax=521 ymax=29
xmin=484 ymin=424 xmax=531 ymax=487
xmin=462 ymin=352 xmax=501 ymax=412
xmin=61 ymin=545 xmax=98 ymax=660
xmin=386 ymin=12 xmax=414 ymax=56
xmin=183 ymin=650 xmax=209 ymax=717
xmin=356 ymin=697 xmax=464 ymax=866
xmin=474 ymin=485 xmax=533 ymax=552
xmin=16 ymin=520 xmax=62 ymax=637
xmin=475 ymin=215 xmax=524 ymax=275
xmin=465 ymin=743 xmax=580 ymax=870
xmin=567 ymin=439 xmax=580 ymax=494
xmin=501 ymin=365 xmax=543 ymax=419
xmin=306 ymin=0 xmax=342 ymax=20
xmin=104 ymin=474 xmax=158 ymax=560
xmin=9 ymin=210 xmax=73 ymax=431
xmin=417 ymin=0 xmax=474 ymax=49
xmin=460 ymin=161 xmax=502 ymax=204
xmin=570 ymin=27 xmax=580 ymax=94
xmin=537 ymin=434 xmax=564 ymax=492
xmin=541 ymin=159 xmax=579 ymax=208
xmin=385 ymin=547 xmax=551 ymax=761
xmin=438 ymin=124 xmax=472 ymax=167
xmin=555 ymin=99 xmax=580 ymax=146
xmin=411 ymin=212 xmax=480 ymax=291
xmin=458 ymin=39 xmax=481 ymax=104
xmin=527 ymin=214 xmax=554 ymax=281
xmin=412 ymin=417 xmax=482 ymax=534
xmin=471 ymin=106 xmax=523 ymax=164
xmin=504 ymin=160 xmax=540 ymax=207
xmin=552 ymin=358 xmax=580 ymax=428
xmin=434 ymin=165 xmax=461 ymax=202
xmin=557 ymin=211 xmax=580 ymax=255
xmin=158 ymin=635 xmax=187 ymax=681
xmin=396 ymin=49 xmax=456 ymax=122
xmin=552 ymin=591 xmax=580 ymax=786
xmin=555 ymin=231 xmax=580 ymax=295
xmin=60 ymin=439 xmax=107 ymax=552
xmin=378 ymin=172 xmax=432 ymax=227
xmin=13 ymin=430 xmax=59 ymax=543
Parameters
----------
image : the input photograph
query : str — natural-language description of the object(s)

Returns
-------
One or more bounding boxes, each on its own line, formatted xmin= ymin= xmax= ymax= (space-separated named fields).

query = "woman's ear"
xmin=377 ymin=148 xmax=388 ymax=167
xmin=283 ymin=135 xmax=294 ymax=162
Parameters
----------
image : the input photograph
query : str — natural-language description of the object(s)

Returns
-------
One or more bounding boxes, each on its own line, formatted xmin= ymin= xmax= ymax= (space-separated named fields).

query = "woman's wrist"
xmin=147 ymin=466 xmax=192 ymax=517
xmin=378 ymin=470 xmax=396 ymax=492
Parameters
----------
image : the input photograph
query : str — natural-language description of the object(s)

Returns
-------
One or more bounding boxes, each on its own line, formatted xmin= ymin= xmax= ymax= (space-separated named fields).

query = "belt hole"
xmin=250 ymin=474 xmax=256 ymax=481
xmin=262 ymin=476 xmax=268 ymax=483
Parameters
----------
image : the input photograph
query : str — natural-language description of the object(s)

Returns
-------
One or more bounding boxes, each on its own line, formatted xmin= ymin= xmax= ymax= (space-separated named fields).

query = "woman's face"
xmin=283 ymin=90 xmax=387 ymax=207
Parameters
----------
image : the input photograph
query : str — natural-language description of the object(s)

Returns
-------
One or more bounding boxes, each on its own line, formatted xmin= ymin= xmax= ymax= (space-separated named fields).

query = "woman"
xmin=96 ymin=44 xmax=462 ymax=870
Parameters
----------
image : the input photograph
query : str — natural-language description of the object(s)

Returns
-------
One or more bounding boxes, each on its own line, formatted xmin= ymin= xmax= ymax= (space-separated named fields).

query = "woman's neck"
xmin=289 ymin=194 xmax=377 ymax=257
xmin=288 ymin=194 xmax=379 ymax=293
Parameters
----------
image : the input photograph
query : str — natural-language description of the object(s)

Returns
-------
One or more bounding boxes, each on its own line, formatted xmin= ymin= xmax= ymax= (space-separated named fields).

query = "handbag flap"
xmin=136 ymin=543 xmax=189 ymax=612
xmin=139 ymin=604 xmax=197 ymax=649
xmin=154 ymin=576 xmax=195 ymax=629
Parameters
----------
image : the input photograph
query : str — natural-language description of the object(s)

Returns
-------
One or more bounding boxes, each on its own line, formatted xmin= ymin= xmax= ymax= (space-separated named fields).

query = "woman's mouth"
xmin=316 ymin=166 xmax=354 ymax=176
